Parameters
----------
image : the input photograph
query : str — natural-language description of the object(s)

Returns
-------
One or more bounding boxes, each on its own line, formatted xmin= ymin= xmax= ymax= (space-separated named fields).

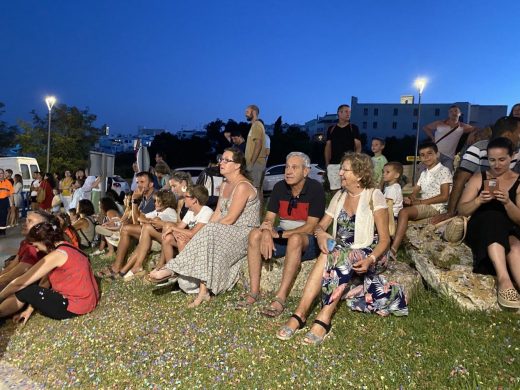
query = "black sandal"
xmin=302 ymin=319 xmax=332 ymax=345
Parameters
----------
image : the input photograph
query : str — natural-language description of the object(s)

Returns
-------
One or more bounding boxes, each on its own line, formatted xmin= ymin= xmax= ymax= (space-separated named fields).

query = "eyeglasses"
xmin=217 ymin=155 xmax=235 ymax=164
xmin=287 ymin=196 xmax=298 ymax=216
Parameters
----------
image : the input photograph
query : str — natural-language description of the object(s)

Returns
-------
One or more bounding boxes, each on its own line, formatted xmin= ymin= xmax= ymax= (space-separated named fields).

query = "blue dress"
xmin=321 ymin=209 xmax=408 ymax=316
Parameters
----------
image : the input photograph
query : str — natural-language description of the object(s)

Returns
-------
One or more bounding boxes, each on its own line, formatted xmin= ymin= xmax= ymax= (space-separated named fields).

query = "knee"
xmin=287 ymin=233 xmax=304 ymax=250
xmin=248 ymin=228 xmax=263 ymax=246
xmin=163 ymin=235 xmax=175 ymax=246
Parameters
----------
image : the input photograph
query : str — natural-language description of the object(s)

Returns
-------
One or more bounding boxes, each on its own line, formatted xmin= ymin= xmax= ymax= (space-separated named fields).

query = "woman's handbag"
xmin=386 ymin=199 xmax=396 ymax=237
xmin=434 ymin=215 xmax=469 ymax=244
xmin=36 ymin=187 xmax=45 ymax=203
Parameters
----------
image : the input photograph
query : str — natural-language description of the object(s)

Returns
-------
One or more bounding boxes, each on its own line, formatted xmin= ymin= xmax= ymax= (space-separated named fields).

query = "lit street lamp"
xmin=412 ymin=78 xmax=427 ymax=185
xmin=45 ymin=96 xmax=56 ymax=173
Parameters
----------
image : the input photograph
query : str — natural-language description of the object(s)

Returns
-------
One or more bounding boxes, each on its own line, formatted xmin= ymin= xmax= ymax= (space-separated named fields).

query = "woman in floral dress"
xmin=277 ymin=152 xmax=408 ymax=345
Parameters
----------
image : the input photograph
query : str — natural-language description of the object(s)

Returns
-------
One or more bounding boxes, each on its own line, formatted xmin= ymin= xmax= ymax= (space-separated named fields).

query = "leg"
xmin=488 ymin=243 xmax=514 ymax=291
xmin=507 ymin=236 xmax=520 ymax=288
xmin=391 ymin=206 xmax=419 ymax=254
xmin=302 ymin=296 xmax=340 ymax=344
xmin=0 ymin=295 xmax=25 ymax=318
xmin=132 ymin=226 xmax=163 ymax=272
xmin=246 ymin=228 xmax=263 ymax=300
xmin=188 ymin=282 xmax=210 ymax=308
xmin=161 ymin=233 xmax=177 ymax=266
xmin=112 ymin=224 xmax=142 ymax=272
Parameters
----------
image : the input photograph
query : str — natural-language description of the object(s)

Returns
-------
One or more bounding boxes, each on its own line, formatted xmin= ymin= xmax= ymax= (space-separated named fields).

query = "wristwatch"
xmin=278 ymin=230 xmax=283 ymax=239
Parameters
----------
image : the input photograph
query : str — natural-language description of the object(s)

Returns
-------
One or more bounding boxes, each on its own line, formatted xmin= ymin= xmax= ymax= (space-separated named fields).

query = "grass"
xmin=0 ymin=252 xmax=518 ymax=389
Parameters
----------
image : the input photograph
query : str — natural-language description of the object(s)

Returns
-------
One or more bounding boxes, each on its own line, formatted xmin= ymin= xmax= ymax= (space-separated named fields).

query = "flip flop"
xmin=235 ymin=292 xmax=261 ymax=310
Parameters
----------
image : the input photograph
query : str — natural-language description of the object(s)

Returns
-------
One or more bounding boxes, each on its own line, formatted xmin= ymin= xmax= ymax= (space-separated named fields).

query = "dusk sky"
xmin=1 ymin=1 xmax=519 ymax=135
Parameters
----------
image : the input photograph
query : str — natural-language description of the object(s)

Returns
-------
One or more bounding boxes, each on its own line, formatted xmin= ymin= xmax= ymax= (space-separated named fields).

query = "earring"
xmin=181 ymin=186 xmax=187 ymax=193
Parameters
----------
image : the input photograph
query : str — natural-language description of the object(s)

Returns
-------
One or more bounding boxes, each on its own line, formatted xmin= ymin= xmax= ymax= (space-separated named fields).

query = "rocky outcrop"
xmin=405 ymin=223 xmax=499 ymax=311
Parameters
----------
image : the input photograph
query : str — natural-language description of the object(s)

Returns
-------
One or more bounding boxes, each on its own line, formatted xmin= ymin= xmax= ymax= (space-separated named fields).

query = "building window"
xmin=363 ymin=108 xmax=368 ymax=116
xmin=373 ymin=122 xmax=378 ymax=129
xmin=435 ymin=108 xmax=440 ymax=116
xmin=393 ymin=108 xmax=398 ymax=116
xmin=413 ymin=108 xmax=418 ymax=116
xmin=374 ymin=108 xmax=379 ymax=116
xmin=362 ymin=121 xmax=367 ymax=129
xmin=392 ymin=122 xmax=397 ymax=129
xmin=412 ymin=122 xmax=418 ymax=129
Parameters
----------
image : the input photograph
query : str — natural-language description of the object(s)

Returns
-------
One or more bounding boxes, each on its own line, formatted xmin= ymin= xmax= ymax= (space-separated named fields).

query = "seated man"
xmin=98 ymin=172 xmax=156 ymax=278
xmin=237 ymin=152 xmax=326 ymax=317
xmin=0 ymin=210 xmax=57 ymax=290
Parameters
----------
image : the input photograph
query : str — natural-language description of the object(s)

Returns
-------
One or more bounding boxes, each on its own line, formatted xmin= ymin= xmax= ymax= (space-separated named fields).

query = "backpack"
xmin=196 ymin=166 xmax=223 ymax=210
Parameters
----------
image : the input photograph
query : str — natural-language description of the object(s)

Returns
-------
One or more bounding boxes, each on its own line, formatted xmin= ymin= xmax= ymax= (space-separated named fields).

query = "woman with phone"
xmin=276 ymin=153 xmax=407 ymax=345
xmin=458 ymin=137 xmax=520 ymax=309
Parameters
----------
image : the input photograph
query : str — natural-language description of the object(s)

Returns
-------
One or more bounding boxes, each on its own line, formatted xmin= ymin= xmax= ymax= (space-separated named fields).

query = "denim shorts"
xmin=273 ymin=231 xmax=320 ymax=261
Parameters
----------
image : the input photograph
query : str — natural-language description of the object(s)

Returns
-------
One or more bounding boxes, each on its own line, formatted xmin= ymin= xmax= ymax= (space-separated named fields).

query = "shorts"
xmin=15 ymin=284 xmax=78 ymax=320
xmin=414 ymin=204 xmax=440 ymax=220
xmin=327 ymin=164 xmax=341 ymax=191
xmin=273 ymin=232 xmax=320 ymax=261
xmin=248 ymin=161 xmax=266 ymax=189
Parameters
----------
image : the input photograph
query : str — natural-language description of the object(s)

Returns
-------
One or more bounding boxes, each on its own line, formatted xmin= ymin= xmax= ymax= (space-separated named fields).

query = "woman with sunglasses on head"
xmin=0 ymin=222 xmax=99 ymax=325
xmin=154 ymin=148 xmax=259 ymax=307
xmin=276 ymin=152 xmax=408 ymax=345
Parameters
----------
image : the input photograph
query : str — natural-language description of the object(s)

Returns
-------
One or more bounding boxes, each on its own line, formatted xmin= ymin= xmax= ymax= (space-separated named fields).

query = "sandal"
xmin=260 ymin=296 xmax=286 ymax=318
xmin=276 ymin=314 xmax=306 ymax=341
xmin=123 ymin=269 xmax=146 ymax=282
xmin=497 ymin=288 xmax=520 ymax=309
xmin=235 ymin=292 xmax=261 ymax=310
xmin=302 ymin=319 xmax=332 ymax=346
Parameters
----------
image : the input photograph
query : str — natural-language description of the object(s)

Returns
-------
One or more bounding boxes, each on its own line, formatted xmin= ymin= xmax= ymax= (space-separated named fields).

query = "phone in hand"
xmin=327 ymin=238 xmax=336 ymax=252
xmin=483 ymin=179 xmax=498 ymax=195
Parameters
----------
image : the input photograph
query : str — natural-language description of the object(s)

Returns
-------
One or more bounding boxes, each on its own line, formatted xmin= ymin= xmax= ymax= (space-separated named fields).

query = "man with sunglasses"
xmin=238 ymin=152 xmax=326 ymax=317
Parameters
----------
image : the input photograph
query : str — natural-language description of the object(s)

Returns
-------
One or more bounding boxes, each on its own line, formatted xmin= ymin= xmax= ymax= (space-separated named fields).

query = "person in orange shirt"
xmin=0 ymin=168 xmax=14 ymax=236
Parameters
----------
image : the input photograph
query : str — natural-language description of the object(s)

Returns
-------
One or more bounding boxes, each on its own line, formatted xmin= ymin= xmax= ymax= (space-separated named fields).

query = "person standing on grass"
xmin=0 ymin=168 xmax=14 ymax=236
xmin=0 ymin=222 xmax=99 ymax=325
xmin=324 ymin=104 xmax=362 ymax=191
xmin=244 ymin=104 xmax=267 ymax=196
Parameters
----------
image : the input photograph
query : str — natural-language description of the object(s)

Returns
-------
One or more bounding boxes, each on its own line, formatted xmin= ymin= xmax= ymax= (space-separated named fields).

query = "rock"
xmin=239 ymin=256 xmax=423 ymax=301
xmin=405 ymin=222 xmax=499 ymax=311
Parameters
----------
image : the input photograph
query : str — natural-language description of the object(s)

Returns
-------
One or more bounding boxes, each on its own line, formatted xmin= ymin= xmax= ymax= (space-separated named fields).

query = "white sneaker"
xmin=91 ymin=249 xmax=106 ymax=256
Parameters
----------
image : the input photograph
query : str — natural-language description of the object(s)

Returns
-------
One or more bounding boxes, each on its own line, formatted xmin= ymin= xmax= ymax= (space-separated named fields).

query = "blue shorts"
xmin=273 ymin=231 xmax=320 ymax=261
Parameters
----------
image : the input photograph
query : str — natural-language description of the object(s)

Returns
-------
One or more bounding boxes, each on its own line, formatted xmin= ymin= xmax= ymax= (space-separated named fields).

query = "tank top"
xmin=477 ymin=171 xmax=520 ymax=214
xmin=434 ymin=123 xmax=463 ymax=158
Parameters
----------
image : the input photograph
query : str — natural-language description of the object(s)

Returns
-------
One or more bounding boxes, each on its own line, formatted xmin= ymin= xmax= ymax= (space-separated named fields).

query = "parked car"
xmin=107 ymin=175 xmax=130 ymax=196
xmin=263 ymin=163 xmax=325 ymax=193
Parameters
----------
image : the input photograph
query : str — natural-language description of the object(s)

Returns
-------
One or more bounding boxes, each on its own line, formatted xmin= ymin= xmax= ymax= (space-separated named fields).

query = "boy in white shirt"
xmin=382 ymin=162 xmax=404 ymax=218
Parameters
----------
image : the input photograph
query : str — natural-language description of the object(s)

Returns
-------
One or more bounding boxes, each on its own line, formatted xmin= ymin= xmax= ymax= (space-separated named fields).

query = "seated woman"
xmin=458 ymin=137 xmax=520 ymax=309
xmin=0 ymin=222 xmax=99 ymax=324
xmin=169 ymin=171 xmax=192 ymax=221
xmin=154 ymin=148 xmax=259 ymax=307
xmin=148 ymin=185 xmax=214 ymax=283
xmin=56 ymin=212 xmax=80 ymax=248
xmin=92 ymin=197 xmax=123 ymax=257
xmin=72 ymin=199 xmax=97 ymax=249
xmin=119 ymin=189 xmax=178 ymax=279
xmin=277 ymin=153 xmax=408 ymax=345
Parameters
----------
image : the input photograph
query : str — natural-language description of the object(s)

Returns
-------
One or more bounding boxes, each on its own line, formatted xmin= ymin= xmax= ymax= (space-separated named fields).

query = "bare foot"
xmin=188 ymin=293 xmax=211 ymax=308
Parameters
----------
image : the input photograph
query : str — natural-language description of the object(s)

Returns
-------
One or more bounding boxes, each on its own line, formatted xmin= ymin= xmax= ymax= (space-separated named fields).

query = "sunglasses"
xmin=287 ymin=196 xmax=298 ymax=216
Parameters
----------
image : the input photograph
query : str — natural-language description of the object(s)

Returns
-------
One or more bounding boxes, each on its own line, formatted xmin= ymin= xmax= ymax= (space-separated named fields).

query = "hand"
xmin=317 ymin=231 xmax=333 ymax=254
xmin=13 ymin=307 xmax=34 ymax=326
xmin=493 ymin=189 xmax=510 ymax=205
xmin=352 ymin=256 xmax=374 ymax=274
xmin=132 ymin=186 xmax=144 ymax=201
xmin=260 ymin=229 xmax=276 ymax=259
xmin=478 ymin=190 xmax=493 ymax=204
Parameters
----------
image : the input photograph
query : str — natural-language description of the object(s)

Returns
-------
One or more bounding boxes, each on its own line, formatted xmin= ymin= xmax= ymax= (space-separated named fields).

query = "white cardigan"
xmin=325 ymin=188 xmax=387 ymax=249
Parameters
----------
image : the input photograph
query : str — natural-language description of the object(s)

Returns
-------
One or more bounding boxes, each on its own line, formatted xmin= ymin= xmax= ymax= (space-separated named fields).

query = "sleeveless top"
xmin=476 ymin=171 xmax=520 ymax=214
xmin=434 ymin=123 xmax=463 ymax=158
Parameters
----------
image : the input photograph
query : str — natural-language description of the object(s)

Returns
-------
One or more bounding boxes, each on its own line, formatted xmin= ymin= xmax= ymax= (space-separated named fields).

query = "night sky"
xmin=1 ymin=0 xmax=519 ymax=134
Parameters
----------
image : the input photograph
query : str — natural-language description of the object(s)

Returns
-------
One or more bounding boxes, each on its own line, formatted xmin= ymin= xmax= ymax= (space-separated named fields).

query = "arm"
xmin=493 ymin=185 xmax=520 ymax=225
xmin=324 ymin=141 xmax=332 ymax=167
xmin=457 ymin=173 xmax=489 ymax=216
xmin=217 ymin=183 xmax=254 ymax=225
xmin=353 ymin=208 xmax=390 ymax=274
xmin=281 ymin=216 xmax=320 ymax=238
xmin=0 ymin=262 xmax=31 ymax=286
xmin=250 ymin=139 xmax=262 ymax=166
xmin=423 ymin=121 xmax=439 ymax=141
xmin=404 ymin=185 xmax=421 ymax=205
xmin=412 ymin=183 xmax=450 ymax=206
xmin=72 ymin=217 xmax=89 ymax=231
xmin=447 ymin=169 xmax=473 ymax=214
xmin=313 ymin=214 xmax=334 ymax=254
xmin=354 ymin=138 xmax=362 ymax=153
xmin=462 ymin=123 xmax=475 ymax=134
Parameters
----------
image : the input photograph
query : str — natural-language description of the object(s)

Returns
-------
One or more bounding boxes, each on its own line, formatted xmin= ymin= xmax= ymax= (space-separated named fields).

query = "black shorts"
xmin=15 ymin=285 xmax=78 ymax=320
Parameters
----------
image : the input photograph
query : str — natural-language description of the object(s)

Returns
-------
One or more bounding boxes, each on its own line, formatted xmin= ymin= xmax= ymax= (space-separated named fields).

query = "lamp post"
xmin=412 ymin=78 xmax=427 ymax=185
xmin=45 ymin=96 xmax=56 ymax=173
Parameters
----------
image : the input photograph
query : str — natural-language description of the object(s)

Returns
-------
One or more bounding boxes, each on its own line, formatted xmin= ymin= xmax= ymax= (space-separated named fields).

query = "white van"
xmin=0 ymin=157 xmax=40 ymax=192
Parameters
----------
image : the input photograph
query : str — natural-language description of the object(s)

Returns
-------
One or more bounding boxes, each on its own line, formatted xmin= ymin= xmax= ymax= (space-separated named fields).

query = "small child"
xmin=383 ymin=162 xmax=404 ymax=218
xmin=371 ymin=138 xmax=388 ymax=188
xmin=390 ymin=142 xmax=452 ymax=258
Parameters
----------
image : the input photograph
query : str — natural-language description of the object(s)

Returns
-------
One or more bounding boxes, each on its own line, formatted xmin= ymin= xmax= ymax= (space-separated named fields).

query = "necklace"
xmin=347 ymin=190 xmax=363 ymax=198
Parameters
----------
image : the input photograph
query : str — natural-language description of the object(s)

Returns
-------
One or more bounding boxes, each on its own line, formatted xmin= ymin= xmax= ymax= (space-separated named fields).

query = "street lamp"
xmin=412 ymin=78 xmax=427 ymax=185
xmin=45 ymin=96 xmax=56 ymax=173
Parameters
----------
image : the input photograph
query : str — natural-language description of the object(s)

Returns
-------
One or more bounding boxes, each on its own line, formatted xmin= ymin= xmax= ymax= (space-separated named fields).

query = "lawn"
xmin=0 ymin=253 xmax=519 ymax=389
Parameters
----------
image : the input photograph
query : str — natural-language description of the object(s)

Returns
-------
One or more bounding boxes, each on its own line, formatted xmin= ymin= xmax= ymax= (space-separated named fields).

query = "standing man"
xmin=0 ymin=169 xmax=14 ymax=236
xmin=244 ymin=104 xmax=267 ymax=195
xmin=324 ymin=104 xmax=361 ymax=190
xmin=423 ymin=105 xmax=475 ymax=172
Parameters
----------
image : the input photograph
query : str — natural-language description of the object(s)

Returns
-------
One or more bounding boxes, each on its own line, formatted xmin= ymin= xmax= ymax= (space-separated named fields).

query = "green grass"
xmin=1 ymin=254 xmax=519 ymax=389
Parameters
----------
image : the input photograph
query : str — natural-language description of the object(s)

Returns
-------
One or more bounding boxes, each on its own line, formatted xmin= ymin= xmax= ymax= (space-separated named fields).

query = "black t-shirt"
xmin=326 ymin=123 xmax=361 ymax=164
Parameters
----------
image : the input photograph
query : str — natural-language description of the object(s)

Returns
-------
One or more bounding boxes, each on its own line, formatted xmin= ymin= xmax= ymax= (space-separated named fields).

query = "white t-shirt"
xmin=384 ymin=183 xmax=403 ymax=217
xmin=30 ymin=179 xmax=40 ymax=196
xmin=145 ymin=207 xmax=177 ymax=222
xmin=417 ymin=163 xmax=453 ymax=212
xmin=182 ymin=206 xmax=214 ymax=229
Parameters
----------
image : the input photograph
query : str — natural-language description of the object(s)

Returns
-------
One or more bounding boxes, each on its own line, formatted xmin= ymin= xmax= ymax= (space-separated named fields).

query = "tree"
xmin=273 ymin=116 xmax=283 ymax=137
xmin=0 ymin=102 xmax=18 ymax=155
xmin=17 ymin=104 xmax=101 ymax=173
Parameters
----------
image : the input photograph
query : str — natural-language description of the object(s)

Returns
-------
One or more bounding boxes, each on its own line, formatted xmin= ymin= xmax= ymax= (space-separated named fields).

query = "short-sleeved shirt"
xmin=417 ymin=163 xmax=453 ymax=212
xmin=459 ymin=140 xmax=520 ymax=174
xmin=0 ymin=179 xmax=14 ymax=199
xmin=17 ymin=240 xmax=44 ymax=266
xmin=245 ymin=121 xmax=267 ymax=166
xmin=384 ymin=183 xmax=403 ymax=217
xmin=145 ymin=207 xmax=177 ymax=223
xmin=182 ymin=206 xmax=214 ymax=229
xmin=326 ymin=123 xmax=361 ymax=164
xmin=372 ymin=155 xmax=388 ymax=186
xmin=267 ymin=178 xmax=326 ymax=231
xmin=139 ymin=192 xmax=156 ymax=214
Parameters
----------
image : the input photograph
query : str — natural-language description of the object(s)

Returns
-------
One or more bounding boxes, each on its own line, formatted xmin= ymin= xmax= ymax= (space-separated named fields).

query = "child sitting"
xmin=383 ymin=162 xmax=404 ymax=219
xmin=371 ymin=137 xmax=388 ymax=188
xmin=390 ymin=142 xmax=452 ymax=258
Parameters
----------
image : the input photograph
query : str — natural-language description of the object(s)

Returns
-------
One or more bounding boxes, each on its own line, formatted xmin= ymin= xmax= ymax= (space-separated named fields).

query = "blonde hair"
xmin=341 ymin=152 xmax=374 ymax=189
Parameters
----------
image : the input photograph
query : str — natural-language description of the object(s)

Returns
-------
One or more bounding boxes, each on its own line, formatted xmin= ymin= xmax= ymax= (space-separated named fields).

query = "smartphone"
xmin=327 ymin=238 xmax=336 ymax=252
xmin=484 ymin=179 xmax=498 ymax=194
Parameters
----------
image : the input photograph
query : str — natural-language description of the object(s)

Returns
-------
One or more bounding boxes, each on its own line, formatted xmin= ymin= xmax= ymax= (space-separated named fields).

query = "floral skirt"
xmin=321 ymin=246 xmax=408 ymax=316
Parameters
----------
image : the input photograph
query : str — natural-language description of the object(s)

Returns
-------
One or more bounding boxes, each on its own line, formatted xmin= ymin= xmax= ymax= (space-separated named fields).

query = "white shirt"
xmin=417 ymin=163 xmax=453 ymax=212
xmin=182 ymin=206 xmax=214 ymax=229
xmin=145 ymin=207 xmax=177 ymax=222
xmin=434 ymin=123 xmax=463 ymax=158
xmin=384 ymin=183 xmax=403 ymax=217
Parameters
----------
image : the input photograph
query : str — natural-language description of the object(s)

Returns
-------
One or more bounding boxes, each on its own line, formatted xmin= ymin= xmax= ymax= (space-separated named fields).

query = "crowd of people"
xmin=1 ymin=103 xmax=520 ymax=344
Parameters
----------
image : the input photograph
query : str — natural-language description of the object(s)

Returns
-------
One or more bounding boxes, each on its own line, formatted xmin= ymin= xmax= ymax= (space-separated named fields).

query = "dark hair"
xmin=78 ymin=199 xmax=95 ymax=216
xmin=44 ymin=172 xmax=57 ymax=189
xmin=418 ymin=141 xmax=438 ymax=154
xmin=337 ymin=104 xmax=350 ymax=113
xmin=487 ymin=137 xmax=514 ymax=156
xmin=449 ymin=105 xmax=461 ymax=111
xmin=14 ymin=174 xmax=22 ymax=183
xmin=57 ymin=212 xmax=81 ymax=246
xmin=136 ymin=171 xmax=154 ymax=183
xmin=492 ymin=116 xmax=520 ymax=139
xmin=509 ymin=103 xmax=520 ymax=117
xmin=99 ymin=197 xmax=119 ymax=214
xmin=188 ymin=185 xmax=209 ymax=206
xmin=32 ymin=209 xmax=59 ymax=226
xmin=6 ymin=169 xmax=13 ymax=175
xmin=384 ymin=161 xmax=403 ymax=177
xmin=248 ymin=104 xmax=260 ymax=115
xmin=26 ymin=222 xmax=65 ymax=252
xmin=341 ymin=152 xmax=374 ymax=189
xmin=224 ymin=147 xmax=249 ymax=178
xmin=154 ymin=189 xmax=177 ymax=209
xmin=372 ymin=137 xmax=386 ymax=145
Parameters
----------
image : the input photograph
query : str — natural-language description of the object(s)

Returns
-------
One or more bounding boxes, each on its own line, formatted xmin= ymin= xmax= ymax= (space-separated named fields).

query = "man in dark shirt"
xmin=238 ymin=152 xmax=326 ymax=317
xmin=324 ymin=104 xmax=361 ymax=190
xmin=231 ymin=130 xmax=246 ymax=154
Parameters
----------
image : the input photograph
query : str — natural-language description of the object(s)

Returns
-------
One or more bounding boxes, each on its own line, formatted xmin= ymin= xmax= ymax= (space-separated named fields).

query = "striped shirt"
xmin=459 ymin=140 xmax=520 ymax=173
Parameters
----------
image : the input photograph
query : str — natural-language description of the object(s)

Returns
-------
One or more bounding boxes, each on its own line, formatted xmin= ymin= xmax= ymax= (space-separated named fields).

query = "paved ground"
xmin=0 ymin=223 xmax=23 ymax=268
